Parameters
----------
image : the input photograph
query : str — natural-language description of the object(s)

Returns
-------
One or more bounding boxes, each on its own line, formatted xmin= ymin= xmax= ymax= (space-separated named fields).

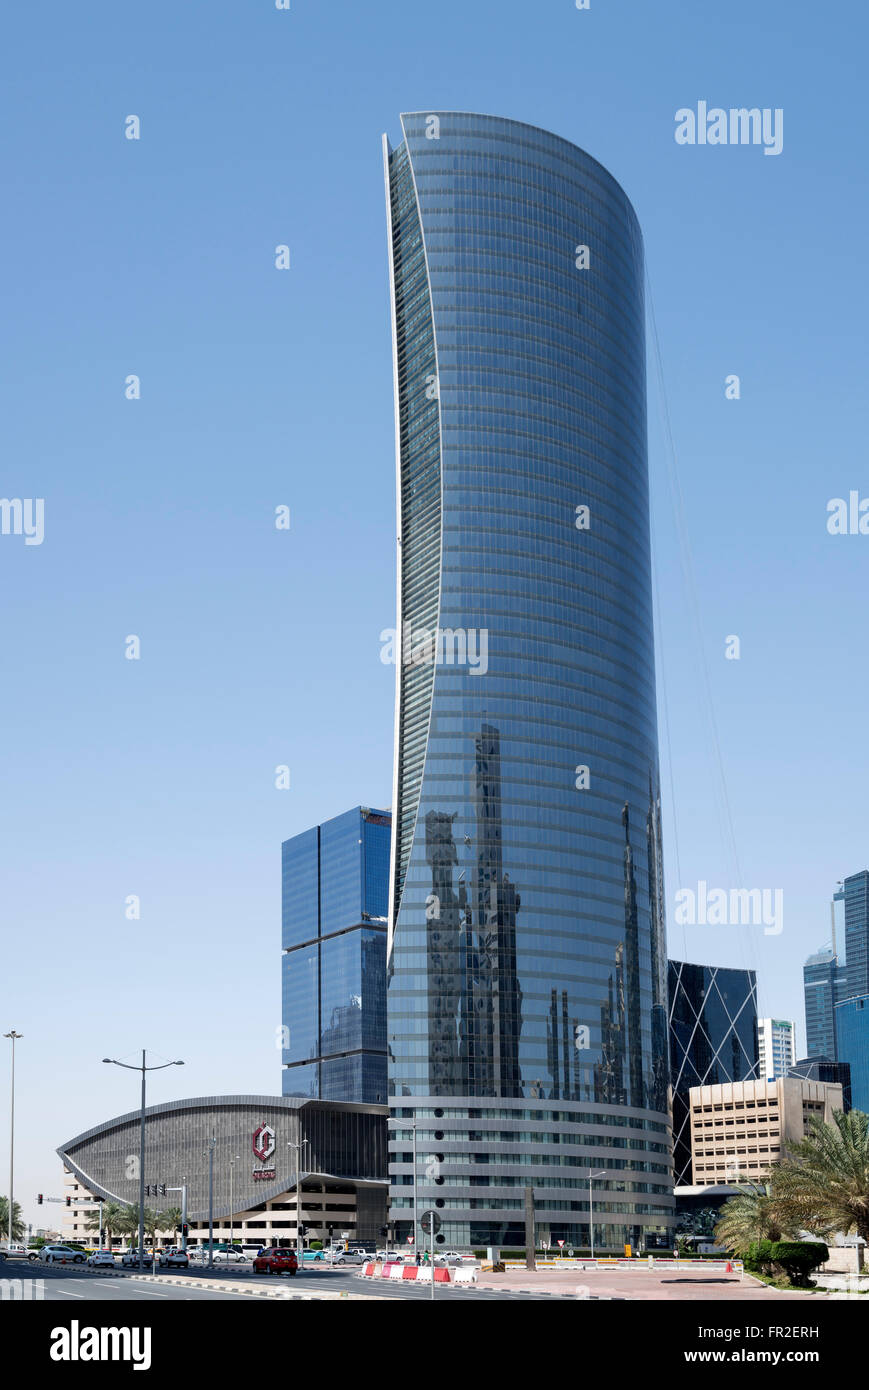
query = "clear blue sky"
xmin=3 ymin=0 xmax=866 ymax=1229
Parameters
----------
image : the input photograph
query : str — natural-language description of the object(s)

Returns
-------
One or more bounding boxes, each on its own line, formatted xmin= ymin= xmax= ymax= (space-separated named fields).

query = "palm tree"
xmin=0 ymin=1197 xmax=24 ymax=1243
xmin=117 ymin=1204 xmax=157 ymax=1248
xmin=770 ymin=1108 xmax=869 ymax=1270
xmin=159 ymin=1207 xmax=183 ymax=1245
xmin=713 ymin=1182 xmax=796 ymax=1256
xmin=84 ymin=1201 xmax=125 ymax=1250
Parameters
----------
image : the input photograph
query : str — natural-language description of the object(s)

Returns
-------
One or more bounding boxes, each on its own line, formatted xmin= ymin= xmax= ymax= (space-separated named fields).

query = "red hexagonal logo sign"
xmin=252 ymin=1123 xmax=276 ymax=1162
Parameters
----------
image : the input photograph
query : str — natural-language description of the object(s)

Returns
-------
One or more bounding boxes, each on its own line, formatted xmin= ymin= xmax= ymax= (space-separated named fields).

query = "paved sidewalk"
xmin=474 ymin=1267 xmax=830 ymax=1301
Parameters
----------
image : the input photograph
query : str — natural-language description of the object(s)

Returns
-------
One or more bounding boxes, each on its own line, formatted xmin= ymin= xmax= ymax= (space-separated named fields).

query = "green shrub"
xmin=744 ymin=1239 xmax=776 ymax=1273
xmin=769 ymin=1241 xmax=828 ymax=1287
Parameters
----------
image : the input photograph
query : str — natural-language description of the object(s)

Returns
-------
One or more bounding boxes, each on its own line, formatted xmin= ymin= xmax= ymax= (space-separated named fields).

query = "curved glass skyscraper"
xmin=383 ymin=113 xmax=673 ymax=1249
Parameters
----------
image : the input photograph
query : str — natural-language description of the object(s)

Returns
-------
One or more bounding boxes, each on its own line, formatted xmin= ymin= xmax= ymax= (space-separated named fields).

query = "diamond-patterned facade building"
xmin=668 ymin=961 xmax=759 ymax=1185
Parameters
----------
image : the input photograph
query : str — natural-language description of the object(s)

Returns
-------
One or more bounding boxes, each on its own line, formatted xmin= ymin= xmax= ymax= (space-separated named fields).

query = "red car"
xmin=252 ymin=1248 xmax=298 ymax=1276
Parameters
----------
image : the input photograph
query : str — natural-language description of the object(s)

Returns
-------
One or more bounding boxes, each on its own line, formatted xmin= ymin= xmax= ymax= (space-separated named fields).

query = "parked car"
xmin=211 ymin=1247 xmax=248 ymax=1264
xmin=158 ymin=1249 xmax=189 ymax=1268
xmin=436 ymin=1250 xmax=465 ymax=1265
xmin=40 ymin=1245 xmax=86 ymax=1265
xmin=326 ymin=1249 xmax=366 ymax=1265
xmin=373 ymin=1250 xmax=405 ymax=1264
xmin=86 ymin=1250 xmax=117 ymax=1268
xmin=302 ymin=1249 xmax=325 ymax=1261
xmin=252 ymin=1248 xmax=298 ymax=1276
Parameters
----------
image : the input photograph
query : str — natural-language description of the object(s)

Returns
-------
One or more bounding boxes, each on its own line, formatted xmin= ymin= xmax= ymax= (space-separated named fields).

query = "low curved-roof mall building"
xmin=58 ymin=1095 xmax=388 ymax=1247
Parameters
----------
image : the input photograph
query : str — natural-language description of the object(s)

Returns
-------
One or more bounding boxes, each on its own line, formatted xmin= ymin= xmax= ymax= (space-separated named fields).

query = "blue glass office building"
xmin=282 ymin=807 xmax=391 ymax=1104
xmin=834 ymin=997 xmax=869 ymax=1114
xmin=803 ymin=872 xmax=869 ymax=1061
xmin=843 ymin=871 xmax=869 ymax=1001
xmin=383 ymin=114 xmax=672 ymax=1248
xmin=804 ymin=948 xmax=846 ymax=1060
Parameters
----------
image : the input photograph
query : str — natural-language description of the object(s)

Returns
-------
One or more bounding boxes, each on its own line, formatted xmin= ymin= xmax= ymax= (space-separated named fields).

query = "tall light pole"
xmin=287 ymin=1138 xmax=310 ymax=1257
xmin=388 ymin=1115 xmax=418 ymax=1253
xmin=588 ymin=1169 xmax=606 ymax=1259
xmin=4 ymin=1032 xmax=22 ymax=1245
xmin=228 ymin=1155 xmax=240 ymax=1251
xmin=204 ymin=1133 xmax=216 ymax=1268
xmin=103 ymin=1051 xmax=184 ymax=1270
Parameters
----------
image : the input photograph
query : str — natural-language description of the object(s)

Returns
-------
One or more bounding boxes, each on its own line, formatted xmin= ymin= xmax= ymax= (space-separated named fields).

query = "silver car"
xmin=40 ymin=1245 xmax=86 ymax=1265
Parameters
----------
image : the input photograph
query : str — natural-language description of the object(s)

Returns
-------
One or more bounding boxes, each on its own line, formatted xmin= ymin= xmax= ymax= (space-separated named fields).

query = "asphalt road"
xmin=4 ymin=1261 xmax=572 ymax=1301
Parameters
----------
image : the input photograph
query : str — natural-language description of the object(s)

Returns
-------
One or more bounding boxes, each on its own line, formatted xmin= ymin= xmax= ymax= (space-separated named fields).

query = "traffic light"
xmin=181 ymin=1223 xmax=189 ymax=1240
xmin=298 ymin=1223 xmax=307 ymax=1237
xmin=380 ymin=1226 xmax=389 ymax=1238
xmin=65 ymin=1196 xmax=71 ymax=1207
xmin=37 ymin=1194 xmax=43 ymax=1206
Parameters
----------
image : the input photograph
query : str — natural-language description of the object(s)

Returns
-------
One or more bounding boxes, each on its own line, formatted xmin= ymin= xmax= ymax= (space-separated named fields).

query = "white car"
xmin=210 ymin=1248 xmax=248 ymax=1264
xmin=436 ymin=1250 xmax=465 ymax=1265
xmin=87 ymin=1250 xmax=117 ymax=1268
xmin=327 ymin=1249 xmax=366 ymax=1265
xmin=121 ymin=1249 xmax=155 ymax=1268
xmin=374 ymin=1250 xmax=405 ymax=1264
xmin=40 ymin=1245 xmax=86 ymax=1265
xmin=0 ymin=1242 xmax=27 ymax=1262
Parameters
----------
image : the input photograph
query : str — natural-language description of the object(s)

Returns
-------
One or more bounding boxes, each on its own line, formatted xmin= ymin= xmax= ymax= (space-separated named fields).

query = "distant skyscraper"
xmin=804 ymin=947 xmax=845 ymax=1059
xmin=834 ymin=996 xmax=869 ymax=1113
xmin=757 ymin=1018 xmax=796 ymax=1080
xmin=281 ymin=806 xmax=391 ymax=1103
xmin=383 ymin=113 xmax=671 ymax=1251
xmin=843 ymin=871 xmax=869 ymax=1001
xmin=803 ymin=872 xmax=869 ymax=1061
xmin=668 ymin=961 xmax=759 ymax=1186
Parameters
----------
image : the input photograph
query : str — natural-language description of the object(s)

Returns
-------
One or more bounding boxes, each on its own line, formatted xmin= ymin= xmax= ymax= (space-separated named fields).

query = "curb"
xmin=130 ymin=1274 xmax=384 ymax=1301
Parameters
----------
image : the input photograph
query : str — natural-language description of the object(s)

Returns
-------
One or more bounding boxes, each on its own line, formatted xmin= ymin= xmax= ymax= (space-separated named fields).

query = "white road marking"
xmin=56 ymin=1288 xmax=85 ymax=1297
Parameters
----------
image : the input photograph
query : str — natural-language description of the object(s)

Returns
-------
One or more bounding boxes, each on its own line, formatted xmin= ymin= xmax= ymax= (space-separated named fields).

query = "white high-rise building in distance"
xmin=758 ymin=1018 xmax=796 ymax=1080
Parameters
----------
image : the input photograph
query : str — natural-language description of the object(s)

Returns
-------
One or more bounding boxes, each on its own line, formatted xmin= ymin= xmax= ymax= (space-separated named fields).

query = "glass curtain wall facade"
xmin=282 ymin=807 xmax=390 ymax=1103
xmin=383 ymin=113 xmax=672 ymax=1249
xmin=668 ymin=961 xmax=759 ymax=1186
xmin=834 ymin=996 xmax=869 ymax=1113
xmin=843 ymin=871 xmax=869 ymax=1002
xmin=804 ymin=948 xmax=846 ymax=1060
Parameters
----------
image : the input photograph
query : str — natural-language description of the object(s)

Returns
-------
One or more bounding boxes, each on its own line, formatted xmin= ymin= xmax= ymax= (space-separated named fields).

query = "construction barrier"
xmin=361 ymin=1262 xmax=452 ymax=1282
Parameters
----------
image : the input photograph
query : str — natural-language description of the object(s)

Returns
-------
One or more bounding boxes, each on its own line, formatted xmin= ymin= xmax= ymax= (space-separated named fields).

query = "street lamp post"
xmin=388 ymin=1115 xmax=418 ymax=1253
xmin=204 ymin=1134 xmax=216 ymax=1268
xmin=228 ymin=1155 xmax=240 ymax=1252
xmin=588 ymin=1169 xmax=606 ymax=1259
xmin=4 ymin=1032 xmax=22 ymax=1245
xmin=103 ymin=1051 xmax=184 ymax=1271
xmin=287 ymin=1138 xmax=310 ymax=1258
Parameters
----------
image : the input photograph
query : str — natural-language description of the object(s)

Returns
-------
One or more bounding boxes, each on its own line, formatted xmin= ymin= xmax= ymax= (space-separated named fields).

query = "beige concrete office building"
xmin=689 ymin=1076 xmax=843 ymax=1184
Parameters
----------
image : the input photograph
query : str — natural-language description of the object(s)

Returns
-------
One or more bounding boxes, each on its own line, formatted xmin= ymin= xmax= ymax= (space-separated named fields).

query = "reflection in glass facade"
xmin=383 ymin=113 xmax=672 ymax=1248
xmin=282 ymin=806 xmax=390 ymax=1103
xmin=668 ymin=961 xmax=758 ymax=1186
